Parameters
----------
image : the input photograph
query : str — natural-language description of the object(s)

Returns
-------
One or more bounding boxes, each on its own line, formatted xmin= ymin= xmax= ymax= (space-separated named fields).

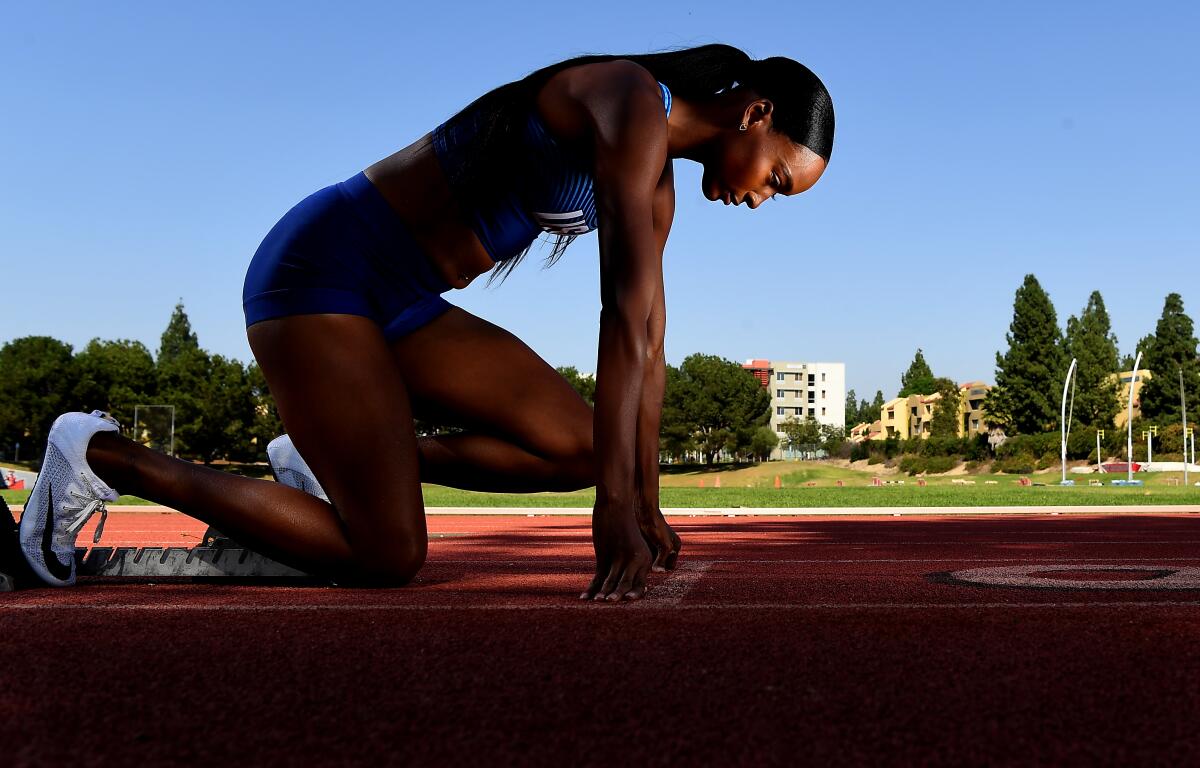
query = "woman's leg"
xmin=391 ymin=307 xmax=596 ymax=492
xmin=85 ymin=313 xmax=427 ymax=583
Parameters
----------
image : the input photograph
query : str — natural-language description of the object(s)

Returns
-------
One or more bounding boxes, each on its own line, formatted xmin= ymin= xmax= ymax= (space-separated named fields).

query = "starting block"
xmin=1 ymin=501 xmax=315 ymax=590
xmin=76 ymin=545 xmax=309 ymax=579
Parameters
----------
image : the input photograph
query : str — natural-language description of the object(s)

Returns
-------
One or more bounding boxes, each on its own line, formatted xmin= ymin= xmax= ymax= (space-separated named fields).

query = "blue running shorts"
xmin=242 ymin=171 xmax=454 ymax=341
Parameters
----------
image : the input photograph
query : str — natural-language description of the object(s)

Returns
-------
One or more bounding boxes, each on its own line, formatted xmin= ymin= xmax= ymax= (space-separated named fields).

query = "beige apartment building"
xmin=1112 ymin=369 xmax=1152 ymax=427
xmin=851 ymin=381 xmax=991 ymax=442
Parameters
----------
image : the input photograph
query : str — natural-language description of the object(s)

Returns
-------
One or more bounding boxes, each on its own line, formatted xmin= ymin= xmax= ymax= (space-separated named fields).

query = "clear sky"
xmin=2 ymin=1 xmax=1197 ymax=402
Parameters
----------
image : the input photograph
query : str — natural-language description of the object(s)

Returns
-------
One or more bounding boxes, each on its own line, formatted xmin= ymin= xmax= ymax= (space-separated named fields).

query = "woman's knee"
xmin=344 ymin=536 xmax=428 ymax=586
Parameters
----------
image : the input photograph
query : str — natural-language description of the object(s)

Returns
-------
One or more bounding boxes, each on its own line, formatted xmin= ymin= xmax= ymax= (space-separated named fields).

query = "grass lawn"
xmin=5 ymin=461 xmax=1198 ymax=510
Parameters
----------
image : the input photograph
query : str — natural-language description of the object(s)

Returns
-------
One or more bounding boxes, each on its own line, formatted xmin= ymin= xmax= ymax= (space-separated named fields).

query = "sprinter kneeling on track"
xmin=8 ymin=45 xmax=832 ymax=600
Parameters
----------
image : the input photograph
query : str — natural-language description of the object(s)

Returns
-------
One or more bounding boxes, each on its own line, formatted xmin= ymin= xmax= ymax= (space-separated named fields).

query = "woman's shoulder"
xmin=534 ymin=61 xmax=667 ymax=149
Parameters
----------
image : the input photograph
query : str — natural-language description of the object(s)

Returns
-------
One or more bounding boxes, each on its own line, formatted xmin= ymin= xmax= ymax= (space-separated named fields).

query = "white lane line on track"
xmin=4 ymin=601 xmax=1200 ymax=612
xmin=631 ymin=560 xmax=713 ymax=606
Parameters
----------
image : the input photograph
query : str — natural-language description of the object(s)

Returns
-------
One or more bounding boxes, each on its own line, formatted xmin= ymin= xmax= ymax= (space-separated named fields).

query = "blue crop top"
xmin=432 ymin=82 xmax=673 ymax=263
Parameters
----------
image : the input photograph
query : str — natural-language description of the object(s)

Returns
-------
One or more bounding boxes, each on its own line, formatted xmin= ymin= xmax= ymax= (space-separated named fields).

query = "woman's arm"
xmin=633 ymin=167 xmax=681 ymax=570
xmin=538 ymin=61 xmax=671 ymax=601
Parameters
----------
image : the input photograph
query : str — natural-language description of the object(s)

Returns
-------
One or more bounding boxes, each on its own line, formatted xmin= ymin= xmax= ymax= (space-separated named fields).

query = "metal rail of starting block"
xmin=74 ymin=545 xmax=311 ymax=579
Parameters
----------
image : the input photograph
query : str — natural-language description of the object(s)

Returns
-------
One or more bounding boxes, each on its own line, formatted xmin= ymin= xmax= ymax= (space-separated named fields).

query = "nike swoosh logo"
xmin=40 ymin=477 xmax=73 ymax=582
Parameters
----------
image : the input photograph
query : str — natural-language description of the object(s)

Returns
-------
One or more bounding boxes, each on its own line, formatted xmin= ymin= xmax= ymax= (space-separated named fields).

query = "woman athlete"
xmin=12 ymin=44 xmax=833 ymax=600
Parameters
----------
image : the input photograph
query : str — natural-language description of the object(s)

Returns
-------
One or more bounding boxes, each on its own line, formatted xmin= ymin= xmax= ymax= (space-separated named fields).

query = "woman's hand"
xmin=581 ymin=502 xmax=653 ymax=601
xmin=635 ymin=500 xmax=681 ymax=573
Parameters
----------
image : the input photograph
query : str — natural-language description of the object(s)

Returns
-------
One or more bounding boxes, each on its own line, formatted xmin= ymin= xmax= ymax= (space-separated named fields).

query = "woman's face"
xmin=702 ymin=100 xmax=827 ymax=209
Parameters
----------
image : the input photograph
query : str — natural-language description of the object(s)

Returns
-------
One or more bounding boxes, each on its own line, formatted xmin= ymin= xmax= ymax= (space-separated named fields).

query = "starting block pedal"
xmin=75 ymin=545 xmax=311 ymax=579
xmin=2 ymin=498 xmax=317 ymax=589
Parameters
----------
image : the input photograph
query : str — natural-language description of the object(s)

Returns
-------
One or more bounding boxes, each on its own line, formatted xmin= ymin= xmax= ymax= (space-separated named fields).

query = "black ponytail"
xmin=443 ymin=44 xmax=834 ymax=286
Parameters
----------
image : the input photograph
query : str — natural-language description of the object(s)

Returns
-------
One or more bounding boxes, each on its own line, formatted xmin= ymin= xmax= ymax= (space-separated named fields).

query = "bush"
xmin=995 ymin=453 xmax=1035 ymax=474
xmin=850 ymin=443 xmax=871 ymax=462
xmin=898 ymin=454 xmax=960 ymax=475
xmin=867 ymin=453 xmax=884 ymax=465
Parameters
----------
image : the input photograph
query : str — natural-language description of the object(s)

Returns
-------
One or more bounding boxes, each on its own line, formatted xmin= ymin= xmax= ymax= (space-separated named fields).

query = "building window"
xmin=794 ymin=407 xmax=803 ymax=416
xmin=809 ymin=408 xmax=816 ymax=417
xmin=821 ymin=390 xmax=826 ymax=399
xmin=808 ymin=374 xmax=815 ymax=385
xmin=821 ymin=407 xmax=826 ymax=416
xmin=776 ymin=389 xmax=784 ymax=397
xmin=777 ymin=372 xmax=784 ymax=381
xmin=777 ymin=406 xmax=785 ymax=415
xmin=821 ymin=372 xmax=826 ymax=382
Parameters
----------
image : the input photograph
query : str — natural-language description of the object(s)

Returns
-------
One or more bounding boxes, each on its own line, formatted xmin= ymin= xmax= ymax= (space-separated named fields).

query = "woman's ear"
xmin=742 ymin=99 xmax=774 ymax=130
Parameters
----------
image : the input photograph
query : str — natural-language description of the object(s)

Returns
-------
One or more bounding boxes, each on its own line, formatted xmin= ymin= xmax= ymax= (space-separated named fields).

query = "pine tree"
xmin=844 ymin=388 xmax=858 ymax=427
xmin=1063 ymin=291 xmax=1120 ymax=428
xmin=155 ymin=302 xmax=209 ymax=458
xmin=158 ymin=300 xmax=200 ymax=365
xmin=898 ymin=349 xmax=936 ymax=398
xmin=928 ymin=377 xmax=962 ymax=438
xmin=987 ymin=275 xmax=1067 ymax=434
xmin=871 ymin=390 xmax=885 ymax=416
xmin=1139 ymin=293 xmax=1200 ymax=422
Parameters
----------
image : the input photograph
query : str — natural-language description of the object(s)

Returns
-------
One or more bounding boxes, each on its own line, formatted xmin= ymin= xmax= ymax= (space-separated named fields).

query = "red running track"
xmin=3 ymin=511 xmax=1200 ymax=766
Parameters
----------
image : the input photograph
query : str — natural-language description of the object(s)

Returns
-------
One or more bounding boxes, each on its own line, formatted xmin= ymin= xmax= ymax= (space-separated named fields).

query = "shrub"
xmin=867 ymin=453 xmax=884 ymax=465
xmin=923 ymin=455 xmax=959 ymax=474
xmin=995 ymin=453 xmax=1035 ymax=474
xmin=850 ymin=443 xmax=871 ymax=462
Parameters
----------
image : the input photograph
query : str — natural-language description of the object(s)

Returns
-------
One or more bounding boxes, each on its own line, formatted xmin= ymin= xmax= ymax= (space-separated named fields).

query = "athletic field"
xmin=4 ymin=504 xmax=1200 ymax=765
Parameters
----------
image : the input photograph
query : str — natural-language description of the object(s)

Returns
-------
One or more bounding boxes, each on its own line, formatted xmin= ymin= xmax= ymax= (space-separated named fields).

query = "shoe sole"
xmin=17 ymin=471 xmax=72 ymax=587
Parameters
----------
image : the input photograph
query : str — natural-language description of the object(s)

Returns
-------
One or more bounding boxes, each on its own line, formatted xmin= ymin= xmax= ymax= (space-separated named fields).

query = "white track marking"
xmin=950 ymin=564 xmax=1200 ymax=590
xmin=3 ymin=601 xmax=1200 ymax=612
xmin=631 ymin=560 xmax=713 ymax=606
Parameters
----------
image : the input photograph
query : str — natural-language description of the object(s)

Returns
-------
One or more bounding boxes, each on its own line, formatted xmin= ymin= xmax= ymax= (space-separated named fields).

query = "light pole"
xmin=1060 ymin=358 xmax=1078 ymax=485
xmin=1127 ymin=352 xmax=1142 ymax=484
xmin=1142 ymin=425 xmax=1158 ymax=465
xmin=1096 ymin=429 xmax=1105 ymax=473
xmin=1183 ymin=368 xmax=1190 ymax=485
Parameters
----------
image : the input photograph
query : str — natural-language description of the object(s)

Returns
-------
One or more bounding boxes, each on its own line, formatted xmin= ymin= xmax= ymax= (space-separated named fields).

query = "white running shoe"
xmin=19 ymin=411 xmax=121 ymax=587
xmin=267 ymin=434 xmax=328 ymax=502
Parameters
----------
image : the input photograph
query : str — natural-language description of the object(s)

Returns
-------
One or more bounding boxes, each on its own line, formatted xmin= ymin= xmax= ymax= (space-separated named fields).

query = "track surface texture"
xmin=4 ymin=510 xmax=1200 ymax=766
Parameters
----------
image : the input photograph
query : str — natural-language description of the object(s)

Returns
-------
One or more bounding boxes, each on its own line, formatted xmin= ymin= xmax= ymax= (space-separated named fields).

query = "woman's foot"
xmin=267 ymin=434 xmax=328 ymax=502
xmin=18 ymin=411 xmax=121 ymax=586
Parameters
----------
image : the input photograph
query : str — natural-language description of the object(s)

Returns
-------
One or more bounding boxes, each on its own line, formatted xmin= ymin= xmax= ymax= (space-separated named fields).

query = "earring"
xmin=738 ymin=123 xmax=747 ymax=131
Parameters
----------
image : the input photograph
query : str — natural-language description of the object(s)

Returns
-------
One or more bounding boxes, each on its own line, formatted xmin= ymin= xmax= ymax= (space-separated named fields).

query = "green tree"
xmin=898 ymin=349 xmax=937 ymax=398
xmin=555 ymin=366 xmax=596 ymax=406
xmin=72 ymin=338 xmax=157 ymax=429
xmin=871 ymin=390 xmax=885 ymax=411
xmin=819 ymin=423 xmax=846 ymax=457
xmin=1063 ymin=291 xmax=1120 ymax=428
xmin=0 ymin=336 xmax=77 ymax=463
xmin=749 ymin=426 xmax=780 ymax=461
xmin=1139 ymin=293 xmax=1200 ymax=422
xmin=663 ymin=354 xmax=771 ymax=464
xmin=844 ymin=388 xmax=858 ymax=428
xmin=928 ymin=377 xmax=961 ymax=438
xmin=247 ymin=362 xmax=283 ymax=459
xmin=780 ymin=416 xmax=822 ymax=451
xmin=155 ymin=302 xmax=209 ymax=458
xmin=190 ymin=355 xmax=258 ymax=463
xmin=987 ymin=275 xmax=1067 ymax=433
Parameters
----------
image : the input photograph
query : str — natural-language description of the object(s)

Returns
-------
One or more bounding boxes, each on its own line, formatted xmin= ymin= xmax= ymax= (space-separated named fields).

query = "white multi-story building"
xmin=742 ymin=359 xmax=846 ymax=459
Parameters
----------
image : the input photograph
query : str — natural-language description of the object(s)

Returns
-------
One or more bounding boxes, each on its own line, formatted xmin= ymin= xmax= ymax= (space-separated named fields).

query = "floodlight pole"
xmin=1183 ymin=368 xmax=1189 ymax=486
xmin=1096 ymin=430 xmax=1105 ymax=473
xmin=1128 ymin=351 xmax=1142 ymax=483
xmin=1143 ymin=426 xmax=1157 ymax=465
xmin=1060 ymin=358 xmax=1078 ymax=484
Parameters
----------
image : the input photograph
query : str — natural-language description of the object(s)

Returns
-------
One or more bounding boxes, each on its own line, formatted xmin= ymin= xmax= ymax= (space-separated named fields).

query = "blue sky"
xmin=2 ymin=1 xmax=1197 ymax=402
